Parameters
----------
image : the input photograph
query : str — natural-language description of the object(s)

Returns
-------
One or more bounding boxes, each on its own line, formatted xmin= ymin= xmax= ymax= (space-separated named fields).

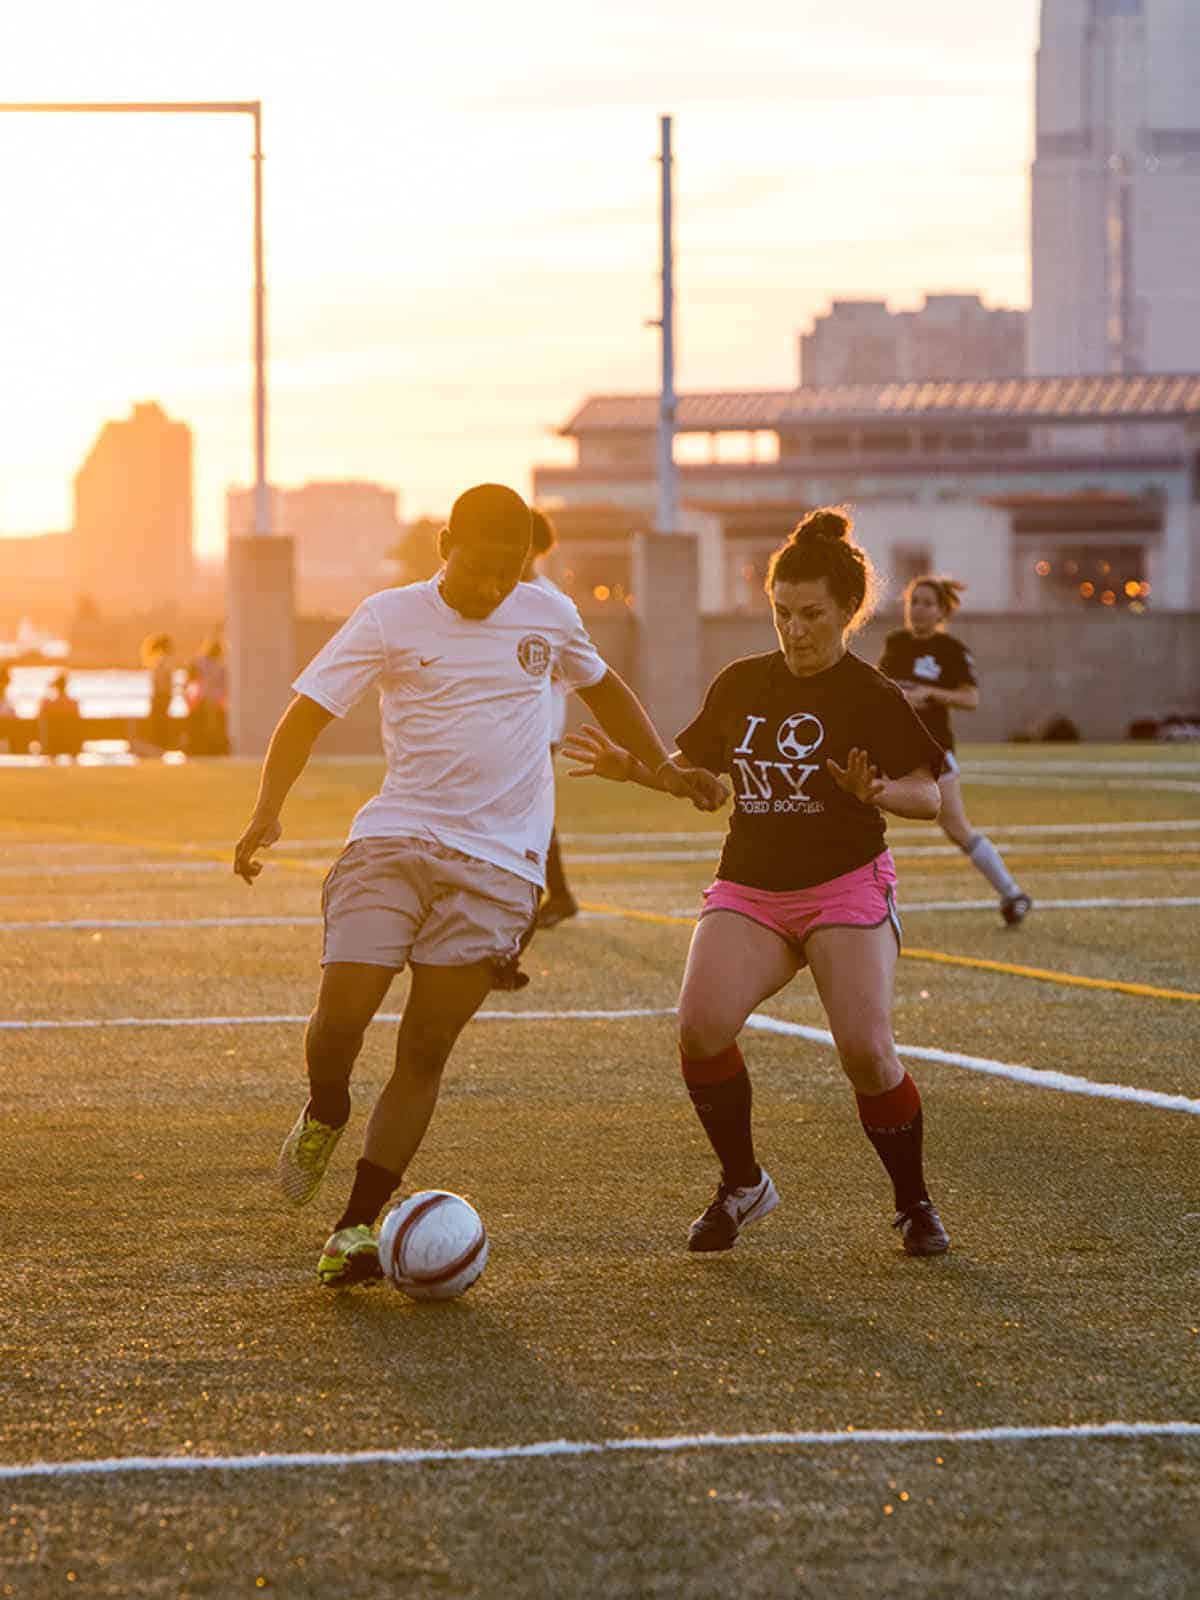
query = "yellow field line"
xmin=901 ymin=947 xmax=1200 ymax=1004
xmin=578 ymin=900 xmax=1200 ymax=1005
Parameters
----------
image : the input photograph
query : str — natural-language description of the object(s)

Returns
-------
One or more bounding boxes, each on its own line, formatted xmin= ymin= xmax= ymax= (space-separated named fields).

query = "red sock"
xmin=855 ymin=1072 xmax=926 ymax=1212
xmin=680 ymin=1043 xmax=758 ymax=1188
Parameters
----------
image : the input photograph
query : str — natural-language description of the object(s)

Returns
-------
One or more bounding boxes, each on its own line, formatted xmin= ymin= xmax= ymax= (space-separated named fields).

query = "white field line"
xmin=0 ymin=861 xmax=225 ymax=878
xmin=3 ymin=1004 xmax=1198 ymax=1118
xmin=960 ymin=775 xmax=1200 ymax=794
xmin=0 ymin=818 xmax=1195 ymax=872
xmin=0 ymin=916 xmax=324 ymax=931
xmin=743 ymin=1015 xmax=1200 ymax=1116
xmin=0 ymin=1008 xmax=679 ymax=1032
xmin=2 ymin=1421 xmax=1197 ymax=1482
xmin=966 ymin=760 xmax=1200 ymax=776
xmin=7 ymin=895 xmax=1200 ymax=934
xmin=3 ymin=839 xmax=1194 ymax=873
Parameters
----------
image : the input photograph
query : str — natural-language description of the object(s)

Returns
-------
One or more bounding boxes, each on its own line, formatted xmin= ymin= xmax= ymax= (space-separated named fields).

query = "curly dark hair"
xmin=764 ymin=506 xmax=877 ymax=629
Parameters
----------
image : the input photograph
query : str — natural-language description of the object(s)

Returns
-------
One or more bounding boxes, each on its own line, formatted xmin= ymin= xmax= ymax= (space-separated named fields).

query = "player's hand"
xmin=560 ymin=724 xmax=632 ymax=783
xmin=657 ymin=759 xmax=731 ymax=813
xmin=826 ymin=747 xmax=886 ymax=806
xmin=233 ymin=813 xmax=282 ymax=883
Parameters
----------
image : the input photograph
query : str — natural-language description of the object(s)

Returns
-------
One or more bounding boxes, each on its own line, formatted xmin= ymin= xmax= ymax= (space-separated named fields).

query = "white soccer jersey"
xmin=293 ymin=578 xmax=607 ymax=885
xmin=529 ymin=572 xmax=569 ymax=744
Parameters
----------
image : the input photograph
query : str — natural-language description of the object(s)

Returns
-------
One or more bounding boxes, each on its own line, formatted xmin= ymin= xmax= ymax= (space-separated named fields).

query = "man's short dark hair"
xmin=446 ymin=484 xmax=532 ymax=551
xmin=529 ymin=508 xmax=557 ymax=557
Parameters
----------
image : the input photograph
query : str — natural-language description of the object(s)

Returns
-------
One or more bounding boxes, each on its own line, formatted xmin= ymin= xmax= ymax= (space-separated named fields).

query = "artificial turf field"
xmin=1 ymin=744 xmax=1198 ymax=1599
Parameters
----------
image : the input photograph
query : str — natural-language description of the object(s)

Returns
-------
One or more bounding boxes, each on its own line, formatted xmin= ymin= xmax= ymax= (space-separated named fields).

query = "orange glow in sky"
xmin=1 ymin=0 xmax=1039 ymax=556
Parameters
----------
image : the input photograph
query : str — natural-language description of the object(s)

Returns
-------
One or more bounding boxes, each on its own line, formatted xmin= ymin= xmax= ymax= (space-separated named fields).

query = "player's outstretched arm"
xmin=827 ymin=749 xmax=940 ymax=820
xmin=574 ymin=671 xmax=728 ymax=812
xmin=233 ymin=695 xmax=334 ymax=883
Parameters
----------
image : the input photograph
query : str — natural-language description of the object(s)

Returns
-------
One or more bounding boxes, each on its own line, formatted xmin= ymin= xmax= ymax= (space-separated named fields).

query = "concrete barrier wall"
xmin=704 ymin=611 xmax=1200 ymax=741
xmin=292 ymin=606 xmax=1199 ymax=752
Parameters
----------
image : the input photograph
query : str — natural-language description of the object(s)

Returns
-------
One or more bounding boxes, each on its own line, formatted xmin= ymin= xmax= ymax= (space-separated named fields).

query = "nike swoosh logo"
xmin=736 ymin=1188 xmax=765 ymax=1221
xmin=420 ymin=656 xmax=442 ymax=667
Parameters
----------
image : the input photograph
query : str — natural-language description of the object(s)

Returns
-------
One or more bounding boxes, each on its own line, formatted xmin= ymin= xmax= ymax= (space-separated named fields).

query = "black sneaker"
xmin=1001 ymin=892 xmax=1032 ymax=927
xmin=488 ymin=955 xmax=530 ymax=991
xmin=893 ymin=1198 xmax=950 ymax=1256
xmin=687 ymin=1169 xmax=779 ymax=1253
xmin=537 ymin=896 xmax=578 ymax=929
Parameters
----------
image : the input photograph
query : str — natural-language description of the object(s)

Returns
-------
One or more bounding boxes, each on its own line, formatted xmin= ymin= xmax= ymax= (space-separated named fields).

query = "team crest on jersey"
xmin=517 ymin=633 xmax=552 ymax=676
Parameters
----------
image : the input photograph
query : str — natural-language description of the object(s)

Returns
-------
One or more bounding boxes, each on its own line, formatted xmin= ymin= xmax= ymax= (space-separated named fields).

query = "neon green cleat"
xmin=317 ymin=1224 xmax=382 ymax=1288
xmin=277 ymin=1106 xmax=346 ymax=1207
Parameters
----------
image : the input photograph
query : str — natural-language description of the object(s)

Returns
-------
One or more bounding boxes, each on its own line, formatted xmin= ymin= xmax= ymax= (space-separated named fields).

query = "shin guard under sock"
xmin=680 ymin=1042 xmax=758 ymax=1188
xmin=963 ymin=832 xmax=1019 ymax=899
xmin=856 ymin=1072 xmax=927 ymax=1212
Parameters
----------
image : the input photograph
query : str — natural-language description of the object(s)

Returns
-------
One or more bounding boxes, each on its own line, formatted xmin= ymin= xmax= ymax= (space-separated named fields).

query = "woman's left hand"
xmin=826 ymin=747 xmax=887 ymax=806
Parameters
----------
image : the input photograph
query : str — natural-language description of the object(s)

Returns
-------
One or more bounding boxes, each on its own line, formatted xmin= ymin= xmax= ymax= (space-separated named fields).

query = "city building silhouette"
xmin=1032 ymin=0 xmax=1200 ymax=375
xmin=72 ymin=401 xmax=194 ymax=617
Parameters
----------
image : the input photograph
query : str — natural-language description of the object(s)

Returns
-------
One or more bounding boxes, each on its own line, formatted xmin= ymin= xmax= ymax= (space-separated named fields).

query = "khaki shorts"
xmin=321 ymin=836 xmax=539 ymax=970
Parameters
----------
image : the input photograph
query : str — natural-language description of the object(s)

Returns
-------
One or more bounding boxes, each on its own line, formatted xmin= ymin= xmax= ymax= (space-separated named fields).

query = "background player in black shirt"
xmin=879 ymin=577 xmax=1032 ymax=926
xmin=564 ymin=508 xmax=952 ymax=1259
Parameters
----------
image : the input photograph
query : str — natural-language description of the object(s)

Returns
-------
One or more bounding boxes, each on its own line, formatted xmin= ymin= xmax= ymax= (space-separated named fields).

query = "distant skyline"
xmin=1 ymin=0 xmax=1039 ymax=556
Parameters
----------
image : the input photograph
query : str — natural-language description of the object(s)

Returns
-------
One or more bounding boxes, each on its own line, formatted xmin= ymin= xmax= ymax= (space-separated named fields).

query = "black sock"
xmin=335 ymin=1158 xmax=403 ymax=1231
xmin=856 ymin=1074 xmax=928 ymax=1212
xmin=307 ymin=1085 xmax=350 ymax=1128
xmin=681 ymin=1044 xmax=759 ymax=1188
xmin=545 ymin=828 xmax=570 ymax=902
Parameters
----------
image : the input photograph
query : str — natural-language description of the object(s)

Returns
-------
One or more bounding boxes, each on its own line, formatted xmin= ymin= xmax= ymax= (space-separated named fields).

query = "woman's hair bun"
xmin=793 ymin=507 xmax=852 ymax=544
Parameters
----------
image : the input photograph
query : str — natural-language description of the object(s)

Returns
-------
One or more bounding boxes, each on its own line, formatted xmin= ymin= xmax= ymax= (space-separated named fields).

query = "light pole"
xmin=0 ymin=100 xmax=293 ymax=753
xmin=654 ymin=113 xmax=677 ymax=536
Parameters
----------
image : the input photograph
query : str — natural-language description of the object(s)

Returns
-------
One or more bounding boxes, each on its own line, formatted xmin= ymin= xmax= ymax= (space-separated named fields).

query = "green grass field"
xmin=2 ymin=745 xmax=1198 ymax=1598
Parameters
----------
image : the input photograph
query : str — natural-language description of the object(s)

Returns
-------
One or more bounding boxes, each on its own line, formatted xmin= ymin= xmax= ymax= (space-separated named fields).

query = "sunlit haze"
xmin=1 ymin=0 xmax=1038 ymax=556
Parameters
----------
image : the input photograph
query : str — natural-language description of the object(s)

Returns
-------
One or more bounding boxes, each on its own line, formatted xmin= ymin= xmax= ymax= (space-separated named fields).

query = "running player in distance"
xmin=523 ymin=508 xmax=577 ymax=929
xmin=878 ymin=577 xmax=1032 ymax=927
xmin=233 ymin=483 xmax=726 ymax=1288
xmin=563 ymin=507 xmax=952 ymax=1259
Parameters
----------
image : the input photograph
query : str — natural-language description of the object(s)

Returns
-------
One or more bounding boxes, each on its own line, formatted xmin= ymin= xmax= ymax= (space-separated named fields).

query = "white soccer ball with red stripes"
xmin=378 ymin=1190 xmax=489 ymax=1301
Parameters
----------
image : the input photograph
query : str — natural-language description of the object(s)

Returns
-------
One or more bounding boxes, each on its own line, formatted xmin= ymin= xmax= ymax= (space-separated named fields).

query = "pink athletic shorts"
xmin=699 ymin=850 xmax=901 ymax=954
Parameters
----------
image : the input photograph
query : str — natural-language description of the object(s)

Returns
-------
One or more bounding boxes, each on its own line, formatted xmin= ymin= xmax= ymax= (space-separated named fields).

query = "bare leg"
xmin=305 ymin=962 xmax=397 ymax=1118
xmin=807 ymin=921 xmax=937 ymax=1225
xmin=939 ymin=774 xmax=1022 ymax=902
xmin=362 ymin=960 xmax=495 ymax=1175
xmin=677 ymin=911 xmax=803 ymax=1057
xmin=935 ymin=772 xmax=975 ymax=849
xmin=804 ymin=920 xmax=903 ymax=1095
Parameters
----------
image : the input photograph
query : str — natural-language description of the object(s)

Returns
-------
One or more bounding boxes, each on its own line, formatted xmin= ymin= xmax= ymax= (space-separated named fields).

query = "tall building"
xmin=226 ymin=480 xmax=403 ymax=615
xmin=799 ymin=295 xmax=1026 ymax=386
xmin=72 ymin=402 xmax=194 ymax=615
xmin=1031 ymin=0 xmax=1200 ymax=375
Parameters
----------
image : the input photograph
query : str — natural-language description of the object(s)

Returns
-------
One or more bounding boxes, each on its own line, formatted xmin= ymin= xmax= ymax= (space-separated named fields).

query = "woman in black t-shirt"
xmin=563 ymin=508 xmax=951 ymax=1260
xmin=879 ymin=577 xmax=1031 ymax=927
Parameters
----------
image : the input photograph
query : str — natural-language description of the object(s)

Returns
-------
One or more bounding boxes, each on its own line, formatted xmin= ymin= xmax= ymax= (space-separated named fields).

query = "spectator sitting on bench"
xmin=38 ymin=671 xmax=84 ymax=759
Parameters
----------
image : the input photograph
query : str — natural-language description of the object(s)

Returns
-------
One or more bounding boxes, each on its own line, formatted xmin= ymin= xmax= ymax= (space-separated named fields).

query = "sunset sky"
xmin=1 ymin=0 xmax=1039 ymax=557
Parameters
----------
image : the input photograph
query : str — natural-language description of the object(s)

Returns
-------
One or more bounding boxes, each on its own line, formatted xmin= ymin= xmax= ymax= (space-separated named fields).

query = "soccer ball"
xmin=378 ymin=1190 xmax=489 ymax=1301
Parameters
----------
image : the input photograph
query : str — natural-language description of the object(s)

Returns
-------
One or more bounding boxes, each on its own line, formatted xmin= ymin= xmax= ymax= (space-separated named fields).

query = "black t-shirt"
xmin=676 ymin=650 xmax=945 ymax=891
xmin=877 ymin=629 xmax=976 ymax=752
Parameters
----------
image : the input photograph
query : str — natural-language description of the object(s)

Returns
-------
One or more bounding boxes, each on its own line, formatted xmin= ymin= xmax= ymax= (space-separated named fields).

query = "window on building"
xmin=673 ymin=433 xmax=714 ymax=466
xmin=809 ymin=430 xmax=856 ymax=454
xmin=860 ymin=431 xmax=912 ymax=454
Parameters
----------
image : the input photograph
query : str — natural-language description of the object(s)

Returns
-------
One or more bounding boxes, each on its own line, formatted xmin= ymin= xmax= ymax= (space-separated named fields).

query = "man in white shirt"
xmin=233 ymin=483 xmax=725 ymax=1288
